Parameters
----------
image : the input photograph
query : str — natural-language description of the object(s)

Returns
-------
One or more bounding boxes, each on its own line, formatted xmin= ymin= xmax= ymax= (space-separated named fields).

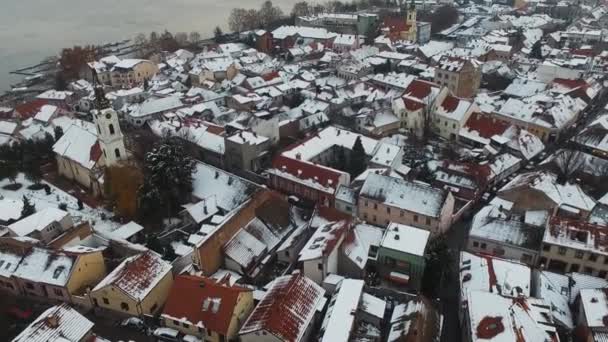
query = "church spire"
xmin=92 ymin=69 xmax=111 ymax=110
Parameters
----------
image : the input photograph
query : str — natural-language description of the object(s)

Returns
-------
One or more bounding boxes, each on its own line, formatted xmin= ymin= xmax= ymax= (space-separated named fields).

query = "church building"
xmin=381 ymin=0 xmax=418 ymax=42
xmin=52 ymin=74 xmax=127 ymax=197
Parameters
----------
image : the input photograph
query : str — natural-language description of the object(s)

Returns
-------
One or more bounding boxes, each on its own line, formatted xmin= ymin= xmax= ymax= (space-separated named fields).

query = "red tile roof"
xmin=14 ymin=99 xmax=49 ymax=119
xmin=403 ymin=79 xmax=437 ymax=100
xmin=272 ymin=155 xmax=342 ymax=192
xmin=89 ymin=141 xmax=102 ymax=163
xmin=462 ymin=112 xmax=510 ymax=139
xmin=239 ymin=273 xmax=324 ymax=341
xmin=402 ymin=97 xmax=424 ymax=111
xmin=162 ymin=275 xmax=251 ymax=335
xmin=552 ymin=78 xmax=588 ymax=90
xmin=440 ymin=95 xmax=460 ymax=112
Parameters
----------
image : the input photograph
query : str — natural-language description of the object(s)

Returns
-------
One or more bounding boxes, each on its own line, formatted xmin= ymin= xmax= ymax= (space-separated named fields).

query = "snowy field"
xmin=0 ymin=174 xmax=120 ymax=235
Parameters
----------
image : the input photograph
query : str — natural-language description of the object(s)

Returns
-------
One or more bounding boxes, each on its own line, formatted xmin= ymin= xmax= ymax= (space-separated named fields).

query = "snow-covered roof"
xmin=470 ymin=205 xmax=544 ymax=251
xmin=36 ymin=90 xmax=73 ymax=101
xmin=503 ymin=78 xmax=547 ymax=98
xmin=239 ymin=274 xmax=325 ymax=341
xmin=534 ymin=271 xmax=573 ymax=329
xmin=0 ymin=198 xmax=23 ymax=223
xmin=381 ymin=223 xmax=429 ymax=256
xmin=112 ymin=58 xmax=148 ymax=70
xmin=92 ymin=251 xmax=172 ymax=301
xmin=182 ymin=197 xmax=219 ymax=224
xmin=360 ymin=173 xmax=448 ymax=218
xmin=108 ymin=221 xmax=144 ymax=240
xmin=500 ymin=171 xmax=596 ymax=212
xmin=361 ymin=292 xmax=386 ymax=320
xmin=13 ymin=247 xmax=76 ymax=286
xmin=9 ymin=207 xmax=69 ymax=237
xmin=299 ymin=220 xmax=349 ymax=262
xmin=436 ymin=95 xmax=474 ymax=122
xmin=343 ymin=223 xmax=383 ymax=269
xmin=272 ymin=25 xmax=337 ymax=40
xmin=130 ymin=96 xmax=184 ymax=118
xmin=466 ymin=290 xmax=557 ymax=342
xmin=191 ymin=162 xmax=259 ymax=211
xmin=52 ymin=123 xmax=100 ymax=170
xmin=0 ymin=248 xmax=24 ymax=278
xmin=579 ymin=289 xmax=608 ymax=328
xmin=33 ymin=105 xmax=58 ymax=123
xmin=320 ymin=279 xmax=364 ymax=342
xmin=459 ymin=251 xmax=531 ymax=300
xmin=224 ymin=228 xmax=267 ymax=269
xmin=12 ymin=304 xmax=94 ymax=342
xmin=283 ymin=126 xmax=379 ymax=162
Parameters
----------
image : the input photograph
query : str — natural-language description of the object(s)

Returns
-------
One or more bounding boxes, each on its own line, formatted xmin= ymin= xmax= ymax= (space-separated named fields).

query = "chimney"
xmin=46 ymin=315 xmax=59 ymax=329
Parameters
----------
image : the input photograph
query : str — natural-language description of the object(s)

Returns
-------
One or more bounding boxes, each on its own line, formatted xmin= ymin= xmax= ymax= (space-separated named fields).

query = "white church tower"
xmin=92 ymin=73 xmax=127 ymax=166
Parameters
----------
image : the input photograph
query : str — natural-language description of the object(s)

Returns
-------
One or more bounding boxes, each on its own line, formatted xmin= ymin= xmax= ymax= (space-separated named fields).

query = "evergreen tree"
xmin=21 ymin=195 xmax=36 ymax=218
xmin=350 ymin=136 xmax=367 ymax=177
xmin=54 ymin=126 xmax=64 ymax=142
xmin=77 ymin=198 xmax=84 ymax=210
xmin=23 ymin=159 xmax=43 ymax=185
xmin=530 ymin=41 xmax=543 ymax=59
xmin=214 ymin=26 xmax=224 ymax=43
xmin=137 ymin=138 xmax=196 ymax=220
xmin=146 ymin=235 xmax=164 ymax=254
xmin=143 ymin=78 xmax=150 ymax=91
xmin=164 ymin=245 xmax=178 ymax=261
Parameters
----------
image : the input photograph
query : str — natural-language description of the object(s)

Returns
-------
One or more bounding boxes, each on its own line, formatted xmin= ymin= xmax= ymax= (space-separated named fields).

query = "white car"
xmin=153 ymin=327 xmax=181 ymax=342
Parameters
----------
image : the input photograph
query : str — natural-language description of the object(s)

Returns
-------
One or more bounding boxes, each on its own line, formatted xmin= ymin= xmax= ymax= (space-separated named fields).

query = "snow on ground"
xmin=0 ymin=174 xmax=120 ymax=235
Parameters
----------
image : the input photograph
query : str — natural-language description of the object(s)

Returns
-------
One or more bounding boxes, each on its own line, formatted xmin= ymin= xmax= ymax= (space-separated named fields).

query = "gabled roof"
xmin=239 ymin=273 xmax=325 ymax=341
xmin=12 ymin=304 xmax=94 ymax=342
xmin=52 ymin=124 xmax=101 ymax=170
xmin=299 ymin=220 xmax=350 ymax=261
xmin=360 ymin=173 xmax=448 ymax=218
xmin=13 ymin=247 xmax=76 ymax=287
xmin=162 ymin=275 xmax=251 ymax=335
xmin=9 ymin=208 xmax=69 ymax=237
xmin=92 ymin=251 xmax=172 ymax=301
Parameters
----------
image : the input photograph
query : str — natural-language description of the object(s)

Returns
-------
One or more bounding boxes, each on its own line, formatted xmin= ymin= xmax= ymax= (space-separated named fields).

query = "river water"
xmin=0 ymin=0 xmax=298 ymax=92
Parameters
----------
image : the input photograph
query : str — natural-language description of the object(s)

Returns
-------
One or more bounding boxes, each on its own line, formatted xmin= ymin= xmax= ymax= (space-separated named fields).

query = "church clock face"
xmin=105 ymin=113 xmax=112 ymax=120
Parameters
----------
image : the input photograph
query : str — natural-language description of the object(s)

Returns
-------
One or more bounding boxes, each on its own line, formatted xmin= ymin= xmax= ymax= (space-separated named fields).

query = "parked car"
xmin=153 ymin=328 xmax=181 ymax=342
xmin=121 ymin=317 xmax=147 ymax=333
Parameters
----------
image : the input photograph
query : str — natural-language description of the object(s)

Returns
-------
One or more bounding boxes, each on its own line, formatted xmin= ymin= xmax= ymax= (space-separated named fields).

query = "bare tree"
xmin=291 ymin=1 xmax=311 ymax=17
xmin=259 ymin=1 xmax=284 ymax=27
xmin=554 ymin=149 xmax=585 ymax=184
xmin=229 ymin=8 xmax=248 ymax=32
xmin=189 ymin=31 xmax=201 ymax=44
xmin=421 ymin=94 xmax=435 ymax=143
xmin=174 ymin=32 xmax=188 ymax=47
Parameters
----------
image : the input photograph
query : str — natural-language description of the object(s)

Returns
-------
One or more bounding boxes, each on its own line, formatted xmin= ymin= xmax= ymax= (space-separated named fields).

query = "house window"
xmin=183 ymin=323 xmax=190 ymax=328
xmin=54 ymin=289 xmax=63 ymax=297
xmin=285 ymin=251 xmax=290 ymax=257
xmin=558 ymin=247 xmax=567 ymax=255
xmin=121 ymin=302 xmax=129 ymax=311
xmin=584 ymin=267 xmax=594 ymax=275
xmin=521 ymin=254 xmax=532 ymax=263
xmin=365 ymin=200 xmax=369 ymax=207
xmin=570 ymin=264 xmax=580 ymax=273
xmin=426 ymin=217 xmax=431 ymax=225
xmin=413 ymin=215 xmax=418 ymax=222
xmin=400 ymin=211 xmax=404 ymax=217
xmin=604 ymin=256 xmax=608 ymax=264
xmin=575 ymin=250 xmax=584 ymax=259
xmin=589 ymin=254 xmax=598 ymax=262
xmin=109 ymin=124 xmax=115 ymax=135
xmin=373 ymin=203 xmax=378 ymax=210
xmin=102 ymin=297 xmax=109 ymax=305
xmin=25 ymin=283 xmax=34 ymax=290
xmin=387 ymin=207 xmax=391 ymax=214
xmin=600 ymin=271 xmax=608 ymax=279
xmin=363 ymin=213 xmax=368 ymax=220
xmin=480 ymin=243 xmax=487 ymax=250
xmin=174 ymin=320 xmax=180 ymax=325
xmin=317 ymin=263 xmax=323 ymax=271
xmin=473 ymin=241 xmax=479 ymax=248
xmin=150 ymin=303 xmax=158 ymax=312
xmin=115 ymin=148 xmax=121 ymax=158
xmin=373 ymin=215 xmax=377 ymax=222
xmin=542 ymin=244 xmax=551 ymax=252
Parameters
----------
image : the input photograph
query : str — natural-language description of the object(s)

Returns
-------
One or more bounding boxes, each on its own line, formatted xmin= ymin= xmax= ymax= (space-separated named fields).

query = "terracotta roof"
xmin=402 ymin=97 xmax=424 ymax=111
xmin=462 ymin=112 xmax=510 ymax=139
xmin=14 ymin=99 xmax=50 ymax=119
xmin=552 ymin=78 xmax=588 ymax=90
xmin=89 ymin=141 xmax=102 ymax=163
xmin=272 ymin=155 xmax=342 ymax=192
xmin=162 ymin=275 xmax=251 ymax=335
xmin=440 ymin=95 xmax=460 ymax=112
xmin=403 ymin=79 xmax=436 ymax=100
xmin=239 ymin=273 xmax=324 ymax=341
